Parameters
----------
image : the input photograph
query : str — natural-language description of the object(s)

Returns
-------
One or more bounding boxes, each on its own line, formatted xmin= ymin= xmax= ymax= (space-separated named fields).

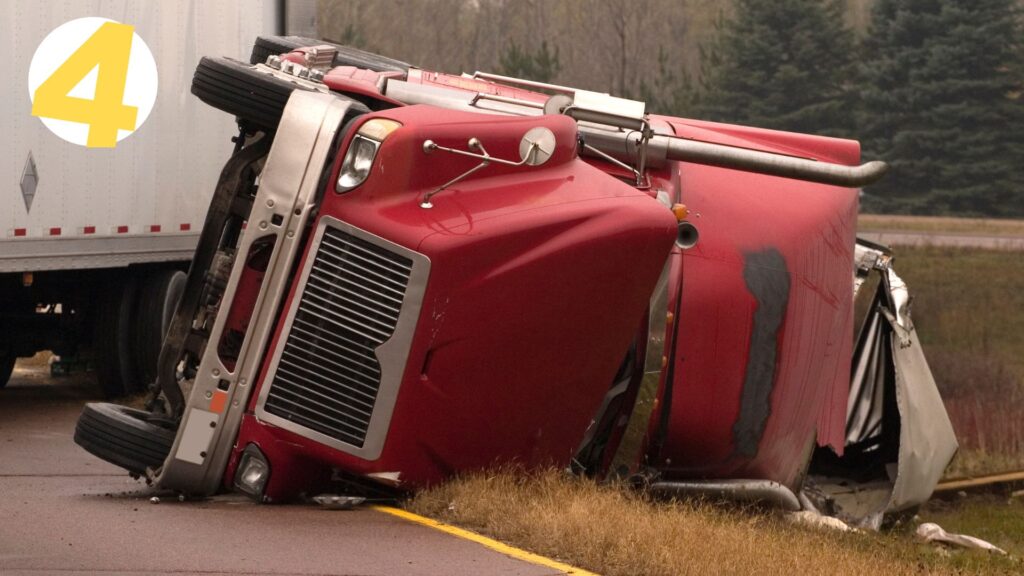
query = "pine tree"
xmin=498 ymin=41 xmax=562 ymax=83
xmin=694 ymin=0 xmax=858 ymax=137
xmin=859 ymin=0 xmax=1024 ymax=216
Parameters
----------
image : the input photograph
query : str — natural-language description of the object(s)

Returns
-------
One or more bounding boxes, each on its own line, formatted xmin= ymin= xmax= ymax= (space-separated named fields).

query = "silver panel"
xmin=157 ymin=91 xmax=354 ymax=495
xmin=174 ymin=408 xmax=219 ymax=465
xmin=0 ymin=234 xmax=199 ymax=273
xmin=255 ymin=216 xmax=430 ymax=461
xmin=606 ymin=259 xmax=671 ymax=475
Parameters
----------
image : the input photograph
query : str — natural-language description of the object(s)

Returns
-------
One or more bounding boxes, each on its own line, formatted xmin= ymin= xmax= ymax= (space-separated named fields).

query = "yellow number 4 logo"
xmin=32 ymin=22 xmax=138 ymax=148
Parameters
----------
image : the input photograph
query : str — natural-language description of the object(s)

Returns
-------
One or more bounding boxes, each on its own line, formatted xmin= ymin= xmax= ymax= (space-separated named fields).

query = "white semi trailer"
xmin=0 ymin=0 xmax=281 ymax=394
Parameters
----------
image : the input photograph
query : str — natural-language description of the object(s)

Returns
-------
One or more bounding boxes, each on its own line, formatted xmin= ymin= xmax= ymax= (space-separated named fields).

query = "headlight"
xmin=233 ymin=444 xmax=270 ymax=501
xmin=336 ymin=118 xmax=401 ymax=193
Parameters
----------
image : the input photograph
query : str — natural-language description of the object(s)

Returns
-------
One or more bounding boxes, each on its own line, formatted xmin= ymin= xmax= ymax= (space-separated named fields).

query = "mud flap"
xmin=806 ymin=240 xmax=958 ymax=528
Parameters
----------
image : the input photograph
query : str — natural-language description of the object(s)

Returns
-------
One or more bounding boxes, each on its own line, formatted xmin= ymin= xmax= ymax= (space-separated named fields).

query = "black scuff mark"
xmin=732 ymin=248 xmax=790 ymax=458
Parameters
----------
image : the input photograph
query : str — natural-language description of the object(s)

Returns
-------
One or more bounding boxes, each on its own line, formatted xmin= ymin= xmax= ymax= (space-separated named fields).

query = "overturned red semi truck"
xmin=76 ymin=37 xmax=957 ymax=526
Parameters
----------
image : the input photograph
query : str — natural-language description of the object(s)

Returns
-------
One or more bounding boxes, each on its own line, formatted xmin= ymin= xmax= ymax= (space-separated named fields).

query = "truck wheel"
xmin=191 ymin=56 xmax=318 ymax=131
xmin=93 ymin=277 xmax=140 ymax=398
xmin=74 ymin=402 xmax=176 ymax=475
xmin=0 ymin=353 xmax=14 ymax=389
xmin=249 ymin=35 xmax=410 ymax=73
xmin=133 ymin=270 xmax=187 ymax=390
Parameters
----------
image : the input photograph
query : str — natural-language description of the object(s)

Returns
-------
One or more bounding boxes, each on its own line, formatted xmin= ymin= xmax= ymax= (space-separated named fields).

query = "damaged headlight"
xmin=336 ymin=118 xmax=401 ymax=193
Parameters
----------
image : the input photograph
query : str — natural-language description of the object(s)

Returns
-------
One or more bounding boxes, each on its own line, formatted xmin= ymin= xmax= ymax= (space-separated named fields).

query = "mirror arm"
xmin=419 ymin=138 xmax=539 ymax=208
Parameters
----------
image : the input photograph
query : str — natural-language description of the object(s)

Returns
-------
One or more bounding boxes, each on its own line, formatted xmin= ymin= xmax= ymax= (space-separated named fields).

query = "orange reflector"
xmin=22 ymin=272 xmax=33 ymax=287
xmin=666 ymin=311 xmax=674 ymax=325
xmin=210 ymin=390 xmax=228 ymax=414
xmin=672 ymin=203 xmax=689 ymax=221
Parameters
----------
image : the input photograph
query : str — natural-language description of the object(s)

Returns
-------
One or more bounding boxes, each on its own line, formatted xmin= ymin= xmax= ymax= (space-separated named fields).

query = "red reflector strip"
xmin=49 ymin=227 xmax=61 ymax=236
xmin=14 ymin=228 xmax=27 ymax=237
xmin=149 ymin=225 xmax=161 ymax=233
xmin=83 ymin=226 xmax=96 ymax=235
xmin=117 ymin=226 xmax=129 ymax=234
xmin=180 ymin=223 xmax=191 ymax=232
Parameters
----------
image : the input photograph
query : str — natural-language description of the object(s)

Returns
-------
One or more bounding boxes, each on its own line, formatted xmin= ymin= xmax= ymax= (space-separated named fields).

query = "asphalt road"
xmin=0 ymin=364 xmax=561 ymax=576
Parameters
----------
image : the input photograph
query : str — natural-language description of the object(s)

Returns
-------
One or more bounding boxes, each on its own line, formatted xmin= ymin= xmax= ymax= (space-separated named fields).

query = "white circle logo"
xmin=28 ymin=17 xmax=157 ymax=148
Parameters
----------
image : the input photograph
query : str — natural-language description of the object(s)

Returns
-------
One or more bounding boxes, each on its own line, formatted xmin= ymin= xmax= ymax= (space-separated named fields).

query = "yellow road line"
xmin=372 ymin=505 xmax=600 ymax=576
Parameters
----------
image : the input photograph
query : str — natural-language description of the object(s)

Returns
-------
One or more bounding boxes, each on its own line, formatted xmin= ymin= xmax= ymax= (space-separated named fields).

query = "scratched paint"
xmin=733 ymin=249 xmax=790 ymax=457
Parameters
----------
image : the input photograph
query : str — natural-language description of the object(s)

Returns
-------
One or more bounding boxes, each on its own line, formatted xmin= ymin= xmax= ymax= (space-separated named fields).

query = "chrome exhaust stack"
xmin=538 ymin=90 xmax=888 ymax=189
xmin=662 ymin=138 xmax=888 ymax=188
xmin=394 ymin=72 xmax=889 ymax=189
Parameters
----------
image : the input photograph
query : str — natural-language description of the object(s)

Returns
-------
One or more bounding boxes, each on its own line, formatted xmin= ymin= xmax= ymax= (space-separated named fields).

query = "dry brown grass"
xmin=408 ymin=469 xmax=1021 ymax=576
xmin=858 ymin=214 xmax=1024 ymax=237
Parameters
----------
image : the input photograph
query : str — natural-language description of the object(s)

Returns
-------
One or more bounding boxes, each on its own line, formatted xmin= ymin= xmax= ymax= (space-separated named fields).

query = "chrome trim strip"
xmin=254 ymin=216 xmax=430 ymax=461
xmin=607 ymin=258 xmax=671 ymax=475
xmin=157 ymin=92 xmax=355 ymax=495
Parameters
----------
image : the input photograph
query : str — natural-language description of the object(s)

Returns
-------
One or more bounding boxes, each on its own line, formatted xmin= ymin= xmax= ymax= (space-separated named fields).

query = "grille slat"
xmin=277 ymin=354 xmax=379 ymax=399
xmin=288 ymin=323 xmax=382 ymax=371
xmin=311 ymin=253 xmax=408 ymax=298
xmin=303 ymin=257 xmax=407 ymax=303
xmin=264 ymin=394 xmax=369 ymax=445
xmin=295 ymin=299 xmax=393 ymax=342
xmin=301 ymin=285 xmax=399 ymax=334
xmin=320 ymin=232 xmax=413 ymax=272
xmin=305 ymin=274 xmax=403 ymax=315
xmin=264 ymin=226 xmax=413 ymax=448
xmin=269 ymin=375 xmax=375 ymax=418
xmin=320 ymin=235 xmax=413 ymax=279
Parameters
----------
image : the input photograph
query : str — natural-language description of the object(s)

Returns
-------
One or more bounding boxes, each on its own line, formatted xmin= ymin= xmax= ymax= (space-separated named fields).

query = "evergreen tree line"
xmin=689 ymin=0 xmax=1024 ymax=217
xmin=320 ymin=0 xmax=1023 ymax=217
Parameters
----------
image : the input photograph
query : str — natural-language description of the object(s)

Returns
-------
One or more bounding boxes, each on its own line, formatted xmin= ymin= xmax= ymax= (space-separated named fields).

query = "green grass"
xmin=884 ymin=246 xmax=1024 ymax=477
xmin=922 ymin=496 xmax=1024 ymax=558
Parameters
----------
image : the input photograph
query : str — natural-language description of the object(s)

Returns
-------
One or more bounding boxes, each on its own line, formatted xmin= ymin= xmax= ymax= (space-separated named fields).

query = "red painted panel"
xmin=649 ymin=123 xmax=859 ymax=488
xmin=233 ymin=109 xmax=677 ymax=497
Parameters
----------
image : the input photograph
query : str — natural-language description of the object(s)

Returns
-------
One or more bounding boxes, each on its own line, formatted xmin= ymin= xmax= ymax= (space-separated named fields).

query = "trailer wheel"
xmin=0 ymin=353 xmax=14 ymax=389
xmin=74 ymin=402 xmax=176 ymax=475
xmin=249 ymin=35 xmax=410 ymax=73
xmin=93 ymin=276 xmax=140 ymax=398
xmin=133 ymin=270 xmax=187 ymax=390
xmin=191 ymin=56 xmax=317 ymax=130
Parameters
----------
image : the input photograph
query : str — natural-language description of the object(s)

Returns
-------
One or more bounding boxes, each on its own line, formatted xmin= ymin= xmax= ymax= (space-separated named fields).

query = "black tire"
xmin=192 ymin=56 xmax=318 ymax=130
xmin=93 ymin=276 xmax=140 ymax=398
xmin=132 ymin=270 xmax=187 ymax=390
xmin=74 ymin=402 xmax=176 ymax=475
xmin=249 ymin=35 xmax=410 ymax=73
xmin=0 ymin=353 xmax=14 ymax=389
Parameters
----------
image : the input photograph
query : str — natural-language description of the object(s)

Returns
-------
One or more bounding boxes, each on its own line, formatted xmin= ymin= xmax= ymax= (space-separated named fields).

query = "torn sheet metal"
xmin=806 ymin=239 xmax=958 ymax=527
xmin=886 ymin=267 xmax=958 ymax=512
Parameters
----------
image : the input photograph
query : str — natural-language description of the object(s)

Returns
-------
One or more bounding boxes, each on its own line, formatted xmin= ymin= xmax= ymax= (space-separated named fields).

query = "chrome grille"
xmin=264 ymin=226 xmax=413 ymax=447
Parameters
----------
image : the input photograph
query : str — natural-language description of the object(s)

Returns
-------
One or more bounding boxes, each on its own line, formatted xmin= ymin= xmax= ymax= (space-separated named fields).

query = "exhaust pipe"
xmin=677 ymin=221 xmax=699 ymax=249
xmin=663 ymin=137 xmax=888 ymax=188
xmin=578 ymin=128 xmax=887 ymax=189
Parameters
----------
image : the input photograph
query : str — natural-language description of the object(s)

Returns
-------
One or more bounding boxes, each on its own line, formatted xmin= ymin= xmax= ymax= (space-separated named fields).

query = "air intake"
xmin=263 ymin=225 xmax=413 ymax=448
